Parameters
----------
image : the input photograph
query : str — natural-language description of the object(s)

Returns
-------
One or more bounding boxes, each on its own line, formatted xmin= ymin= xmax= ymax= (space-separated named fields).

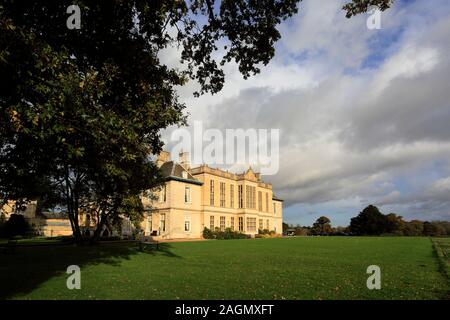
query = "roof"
xmin=272 ymin=194 xmax=284 ymax=202
xmin=160 ymin=161 xmax=203 ymax=186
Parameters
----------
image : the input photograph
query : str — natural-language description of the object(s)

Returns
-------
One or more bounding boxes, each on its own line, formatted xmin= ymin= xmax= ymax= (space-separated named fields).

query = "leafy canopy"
xmin=0 ymin=0 xmax=393 ymax=241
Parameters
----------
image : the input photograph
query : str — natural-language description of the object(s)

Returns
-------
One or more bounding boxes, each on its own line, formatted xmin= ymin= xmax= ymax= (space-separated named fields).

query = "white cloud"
xmin=160 ymin=0 xmax=450 ymax=223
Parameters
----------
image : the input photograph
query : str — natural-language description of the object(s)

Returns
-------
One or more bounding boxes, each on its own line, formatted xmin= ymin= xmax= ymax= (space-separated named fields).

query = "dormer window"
xmin=182 ymin=171 xmax=188 ymax=179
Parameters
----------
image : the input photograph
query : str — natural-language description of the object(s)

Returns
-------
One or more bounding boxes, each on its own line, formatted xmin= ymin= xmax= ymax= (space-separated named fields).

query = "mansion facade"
xmin=141 ymin=151 xmax=283 ymax=239
xmin=1 ymin=151 xmax=283 ymax=240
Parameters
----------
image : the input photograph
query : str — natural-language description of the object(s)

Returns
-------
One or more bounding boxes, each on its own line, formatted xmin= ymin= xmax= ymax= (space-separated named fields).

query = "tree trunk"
xmin=90 ymin=212 xmax=106 ymax=245
xmin=64 ymin=168 xmax=83 ymax=245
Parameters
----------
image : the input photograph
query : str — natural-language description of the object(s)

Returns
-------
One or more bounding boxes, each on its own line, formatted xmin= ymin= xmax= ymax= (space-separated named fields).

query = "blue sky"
xmin=161 ymin=0 xmax=450 ymax=226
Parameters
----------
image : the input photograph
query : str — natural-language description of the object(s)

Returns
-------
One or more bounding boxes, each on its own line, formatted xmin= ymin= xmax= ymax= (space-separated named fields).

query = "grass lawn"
xmin=0 ymin=236 xmax=69 ymax=245
xmin=0 ymin=237 xmax=449 ymax=300
xmin=432 ymin=237 xmax=450 ymax=281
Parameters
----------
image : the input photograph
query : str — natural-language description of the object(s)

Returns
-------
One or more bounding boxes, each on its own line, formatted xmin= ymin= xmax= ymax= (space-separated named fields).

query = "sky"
xmin=159 ymin=0 xmax=450 ymax=227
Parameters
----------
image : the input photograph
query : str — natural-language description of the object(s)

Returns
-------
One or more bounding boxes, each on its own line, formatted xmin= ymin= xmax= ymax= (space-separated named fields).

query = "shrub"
xmin=2 ymin=214 xmax=30 ymax=238
xmin=0 ymin=213 xmax=5 ymax=237
xmin=202 ymin=227 xmax=248 ymax=240
xmin=202 ymin=227 xmax=214 ymax=239
xmin=257 ymin=229 xmax=277 ymax=237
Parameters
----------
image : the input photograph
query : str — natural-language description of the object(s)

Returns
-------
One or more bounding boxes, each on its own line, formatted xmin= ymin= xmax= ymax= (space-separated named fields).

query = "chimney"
xmin=156 ymin=150 xmax=170 ymax=167
xmin=179 ymin=151 xmax=190 ymax=170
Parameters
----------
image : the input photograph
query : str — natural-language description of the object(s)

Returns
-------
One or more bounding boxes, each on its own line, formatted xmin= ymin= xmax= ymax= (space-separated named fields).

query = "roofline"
xmin=165 ymin=176 xmax=203 ymax=186
xmin=272 ymin=197 xmax=284 ymax=202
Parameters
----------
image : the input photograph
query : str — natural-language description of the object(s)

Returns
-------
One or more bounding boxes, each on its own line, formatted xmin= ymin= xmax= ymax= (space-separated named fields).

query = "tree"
xmin=385 ymin=213 xmax=406 ymax=235
xmin=294 ymin=227 xmax=309 ymax=236
xmin=1 ymin=214 xmax=30 ymax=238
xmin=423 ymin=222 xmax=447 ymax=237
xmin=343 ymin=0 xmax=393 ymax=18
xmin=436 ymin=221 xmax=450 ymax=235
xmin=403 ymin=220 xmax=424 ymax=236
xmin=349 ymin=205 xmax=389 ymax=235
xmin=0 ymin=1 xmax=392 ymax=244
xmin=312 ymin=216 xmax=332 ymax=235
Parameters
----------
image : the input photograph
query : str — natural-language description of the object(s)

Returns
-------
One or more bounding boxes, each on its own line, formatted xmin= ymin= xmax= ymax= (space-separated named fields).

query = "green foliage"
xmin=385 ymin=213 xmax=406 ymax=234
xmin=294 ymin=227 xmax=310 ymax=236
xmin=0 ymin=213 xmax=5 ymax=237
xmin=202 ymin=227 xmax=247 ymax=240
xmin=403 ymin=220 xmax=424 ymax=236
xmin=202 ymin=227 xmax=214 ymax=239
xmin=1 ymin=214 xmax=30 ymax=238
xmin=343 ymin=0 xmax=393 ymax=18
xmin=349 ymin=205 xmax=389 ymax=235
xmin=311 ymin=216 xmax=332 ymax=235
xmin=349 ymin=205 xmax=450 ymax=236
xmin=0 ymin=1 xmax=393 ymax=244
xmin=423 ymin=222 xmax=448 ymax=237
xmin=116 ymin=195 xmax=145 ymax=230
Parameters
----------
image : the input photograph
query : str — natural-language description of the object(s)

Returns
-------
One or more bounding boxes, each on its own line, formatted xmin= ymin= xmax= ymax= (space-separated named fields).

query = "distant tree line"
xmin=283 ymin=205 xmax=450 ymax=236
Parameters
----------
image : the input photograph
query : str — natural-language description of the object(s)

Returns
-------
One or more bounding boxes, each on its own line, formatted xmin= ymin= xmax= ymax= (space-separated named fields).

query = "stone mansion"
xmin=1 ymin=151 xmax=283 ymax=239
xmin=141 ymin=151 xmax=283 ymax=239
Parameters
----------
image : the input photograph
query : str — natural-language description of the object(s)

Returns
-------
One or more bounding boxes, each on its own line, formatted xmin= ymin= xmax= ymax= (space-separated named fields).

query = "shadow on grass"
xmin=0 ymin=241 xmax=180 ymax=299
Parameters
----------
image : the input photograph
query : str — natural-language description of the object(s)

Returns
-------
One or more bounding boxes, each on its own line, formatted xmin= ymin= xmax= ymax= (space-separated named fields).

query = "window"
xmin=252 ymin=187 xmax=256 ymax=209
xmin=259 ymin=219 xmax=263 ymax=230
xmin=210 ymin=180 xmax=215 ymax=206
xmin=184 ymin=215 xmax=191 ymax=232
xmin=147 ymin=216 xmax=152 ymax=234
xmin=258 ymin=191 xmax=262 ymax=211
xmin=246 ymin=186 xmax=249 ymax=208
xmin=230 ymin=185 xmax=234 ymax=208
xmin=273 ymin=202 xmax=276 ymax=214
xmin=246 ymin=217 xmax=256 ymax=232
xmin=220 ymin=216 xmax=225 ymax=231
xmin=266 ymin=219 xmax=269 ymax=230
xmin=159 ymin=184 xmax=166 ymax=202
xmin=246 ymin=186 xmax=256 ymax=209
xmin=182 ymin=171 xmax=188 ymax=179
xmin=185 ymin=186 xmax=191 ymax=203
xmin=160 ymin=214 xmax=166 ymax=232
xmin=238 ymin=217 xmax=244 ymax=231
xmin=265 ymin=193 xmax=269 ymax=212
xmin=220 ymin=182 xmax=226 ymax=207
xmin=230 ymin=217 xmax=235 ymax=230
xmin=210 ymin=215 xmax=215 ymax=230
xmin=238 ymin=185 xmax=244 ymax=208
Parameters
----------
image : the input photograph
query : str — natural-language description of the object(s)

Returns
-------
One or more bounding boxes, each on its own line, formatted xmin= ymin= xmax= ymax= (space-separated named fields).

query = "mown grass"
xmin=432 ymin=238 xmax=450 ymax=283
xmin=0 ymin=237 xmax=448 ymax=300
xmin=0 ymin=236 xmax=68 ymax=245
